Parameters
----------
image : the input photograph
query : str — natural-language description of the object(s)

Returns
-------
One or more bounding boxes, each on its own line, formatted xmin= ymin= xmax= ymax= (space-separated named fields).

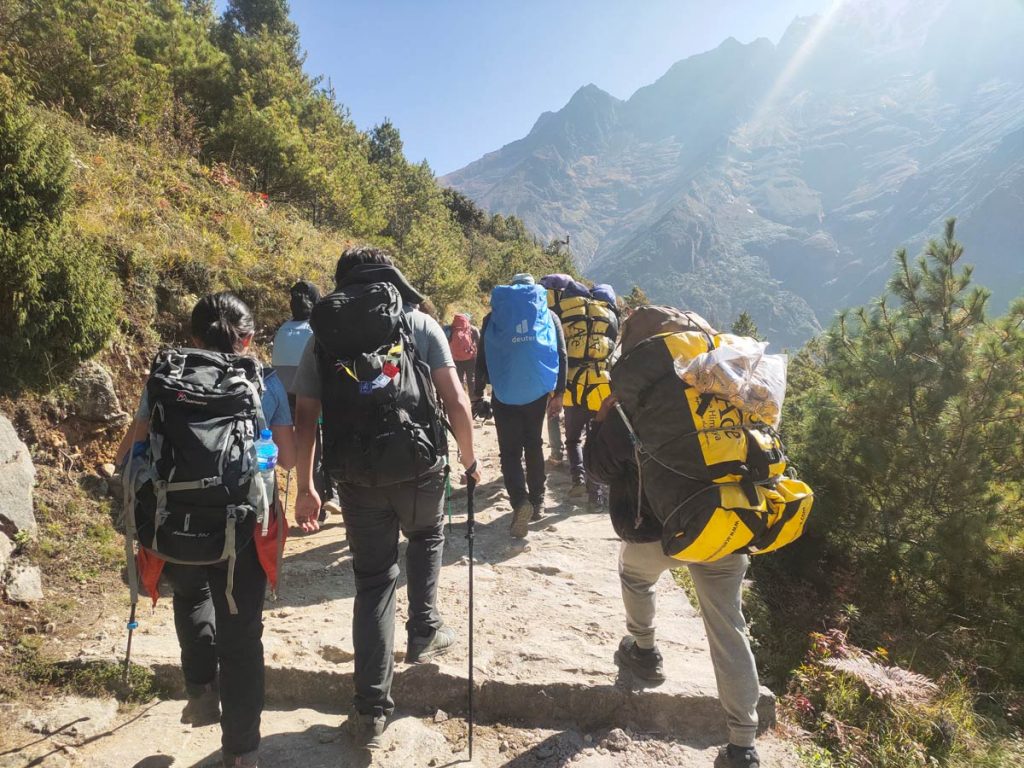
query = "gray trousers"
xmin=337 ymin=469 xmax=447 ymax=716
xmin=619 ymin=542 xmax=760 ymax=747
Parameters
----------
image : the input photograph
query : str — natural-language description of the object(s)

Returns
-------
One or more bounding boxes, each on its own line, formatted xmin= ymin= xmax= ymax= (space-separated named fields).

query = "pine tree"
xmin=781 ymin=218 xmax=1024 ymax=681
xmin=730 ymin=310 xmax=762 ymax=340
xmin=624 ymin=284 xmax=649 ymax=308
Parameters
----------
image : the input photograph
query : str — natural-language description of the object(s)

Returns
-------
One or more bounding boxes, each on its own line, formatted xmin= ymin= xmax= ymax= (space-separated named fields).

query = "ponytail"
xmin=190 ymin=292 xmax=255 ymax=353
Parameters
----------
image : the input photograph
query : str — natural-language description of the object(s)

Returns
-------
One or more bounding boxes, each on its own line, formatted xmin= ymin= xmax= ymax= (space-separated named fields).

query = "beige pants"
xmin=619 ymin=541 xmax=760 ymax=747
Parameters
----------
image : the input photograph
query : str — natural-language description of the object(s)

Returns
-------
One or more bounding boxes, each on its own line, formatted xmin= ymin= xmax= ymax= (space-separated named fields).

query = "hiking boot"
xmin=348 ymin=709 xmax=387 ymax=751
xmin=221 ymin=751 xmax=258 ymax=767
xmin=614 ymin=636 xmax=666 ymax=684
xmin=531 ymin=503 xmax=545 ymax=521
xmin=719 ymin=744 xmax=761 ymax=768
xmin=510 ymin=500 xmax=533 ymax=538
xmin=567 ymin=482 xmax=587 ymax=501
xmin=181 ymin=681 xmax=220 ymax=726
xmin=406 ymin=624 xmax=455 ymax=664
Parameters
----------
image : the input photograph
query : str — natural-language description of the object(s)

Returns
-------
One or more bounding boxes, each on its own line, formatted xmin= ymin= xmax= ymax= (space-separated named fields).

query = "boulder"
xmin=5 ymin=563 xmax=43 ymax=603
xmin=0 ymin=534 xmax=12 ymax=582
xmin=69 ymin=362 xmax=127 ymax=423
xmin=0 ymin=414 xmax=36 ymax=540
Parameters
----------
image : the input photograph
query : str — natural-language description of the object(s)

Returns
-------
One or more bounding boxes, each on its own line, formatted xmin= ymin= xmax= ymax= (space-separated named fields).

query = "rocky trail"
xmin=5 ymin=419 xmax=799 ymax=767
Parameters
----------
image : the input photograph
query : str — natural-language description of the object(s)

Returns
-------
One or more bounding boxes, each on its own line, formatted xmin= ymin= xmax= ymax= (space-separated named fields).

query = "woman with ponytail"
xmin=114 ymin=291 xmax=294 ymax=768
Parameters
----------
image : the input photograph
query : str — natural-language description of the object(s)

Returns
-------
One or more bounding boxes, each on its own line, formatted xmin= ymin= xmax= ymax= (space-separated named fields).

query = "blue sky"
xmin=287 ymin=0 xmax=829 ymax=175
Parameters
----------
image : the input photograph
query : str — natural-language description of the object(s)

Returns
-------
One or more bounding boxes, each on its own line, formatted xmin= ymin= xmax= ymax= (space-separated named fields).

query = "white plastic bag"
xmin=674 ymin=336 xmax=788 ymax=427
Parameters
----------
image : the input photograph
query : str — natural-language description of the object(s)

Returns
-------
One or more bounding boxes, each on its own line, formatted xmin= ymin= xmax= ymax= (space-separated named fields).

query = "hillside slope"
xmin=444 ymin=0 xmax=1024 ymax=345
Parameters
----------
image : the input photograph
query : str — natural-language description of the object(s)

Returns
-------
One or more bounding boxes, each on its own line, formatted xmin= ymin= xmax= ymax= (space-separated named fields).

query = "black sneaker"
xmin=406 ymin=624 xmax=455 ymax=664
xmin=510 ymin=500 xmax=533 ymax=538
xmin=531 ymin=503 xmax=544 ymax=521
xmin=719 ymin=744 xmax=760 ymax=768
xmin=614 ymin=636 xmax=666 ymax=684
xmin=349 ymin=709 xmax=386 ymax=751
xmin=181 ymin=681 xmax=220 ymax=726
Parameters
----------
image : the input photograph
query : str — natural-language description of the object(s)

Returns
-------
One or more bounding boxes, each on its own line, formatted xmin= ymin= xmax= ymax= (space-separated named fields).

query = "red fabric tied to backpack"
xmin=135 ymin=504 xmax=288 ymax=606
xmin=449 ymin=314 xmax=477 ymax=361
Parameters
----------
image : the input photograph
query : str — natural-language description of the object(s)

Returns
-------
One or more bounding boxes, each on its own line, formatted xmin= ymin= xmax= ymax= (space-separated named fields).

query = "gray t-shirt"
xmin=292 ymin=309 xmax=453 ymax=400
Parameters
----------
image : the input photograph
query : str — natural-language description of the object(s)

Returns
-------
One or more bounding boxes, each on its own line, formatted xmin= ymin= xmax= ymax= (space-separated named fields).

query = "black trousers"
xmin=454 ymin=359 xmax=475 ymax=395
xmin=337 ymin=469 xmax=447 ymax=716
xmin=564 ymin=404 xmax=592 ymax=486
xmin=163 ymin=543 xmax=266 ymax=757
xmin=492 ymin=394 xmax=548 ymax=508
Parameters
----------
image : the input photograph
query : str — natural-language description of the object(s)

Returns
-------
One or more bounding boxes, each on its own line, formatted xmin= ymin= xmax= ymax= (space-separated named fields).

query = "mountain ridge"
xmin=444 ymin=0 xmax=1024 ymax=344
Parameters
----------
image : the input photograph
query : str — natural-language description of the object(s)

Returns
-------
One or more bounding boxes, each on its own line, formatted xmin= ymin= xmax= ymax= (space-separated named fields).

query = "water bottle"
xmin=255 ymin=428 xmax=278 ymax=478
xmin=254 ymin=428 xmax=278 ymax=517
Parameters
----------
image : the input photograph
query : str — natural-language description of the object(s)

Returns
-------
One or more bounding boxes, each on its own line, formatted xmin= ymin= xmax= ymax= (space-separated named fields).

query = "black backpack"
xmin=124 ymin=349 xmax=271 ymax=612
xmin=311 ymin=282 xmax=447 ymax=487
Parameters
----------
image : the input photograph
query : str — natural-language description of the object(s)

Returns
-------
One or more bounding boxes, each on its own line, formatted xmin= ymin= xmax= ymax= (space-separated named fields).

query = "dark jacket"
xmin=473 ymin=310 xmax=567 ymax=402
xmin=584 ymin=408 xmax=662 ymax=544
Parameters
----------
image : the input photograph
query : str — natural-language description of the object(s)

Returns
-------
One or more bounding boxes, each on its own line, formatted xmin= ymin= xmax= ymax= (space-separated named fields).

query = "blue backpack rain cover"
xmin=485 ymin=284 xmax=559 ymax=405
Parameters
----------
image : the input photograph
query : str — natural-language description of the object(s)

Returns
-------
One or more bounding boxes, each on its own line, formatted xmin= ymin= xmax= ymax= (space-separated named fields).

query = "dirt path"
xmin=9 ymin=419 xmax=799 ymax=767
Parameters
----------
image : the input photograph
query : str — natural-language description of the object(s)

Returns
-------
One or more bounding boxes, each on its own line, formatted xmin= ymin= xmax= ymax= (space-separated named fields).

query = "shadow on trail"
xmin=271 ymin=463 xmax=591 ymax=610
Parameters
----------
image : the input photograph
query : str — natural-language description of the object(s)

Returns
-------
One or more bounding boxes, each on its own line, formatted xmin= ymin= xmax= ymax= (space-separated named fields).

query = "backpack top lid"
xmin=563 ymin=280 xmax=591 ymax=299
xmin=619 ymin=306 xmax=716 ymax=356
xmin=540 ymin=273 xmax=573 ymax=291
xmin=451 ymin=313 xmax=470 ymax=329
xmin=485 ymin=283 xmax=559 ymax=405
xmin=591 ymin=283 xmax=617 ymax=306
xmin=311 ymin=281 xmax=403 ymax=359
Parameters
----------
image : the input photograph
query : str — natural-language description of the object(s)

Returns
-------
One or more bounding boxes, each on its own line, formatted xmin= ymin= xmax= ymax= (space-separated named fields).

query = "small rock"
xmin=584 ymin=734 xmax=593 ymax=744
xmin=316 ymin=729 xmax=337 ymax=744
xmin=100 ymin=463 xmax=117 ymax=478
xmin=5 ymin=564 xmax=43 ymax=603
xmin=428 ymin=759 xmax=439 ymax=767
xmin=433 ymin=709 xmax=449 ymax=723
xmin=499 ymin=740 xmax=510 ymax=753
xmin=24 ymin=625 xmax=38 ymax=634
xmin=535 ymin=744 xmax=555 ymax=759
xmin=602 ymin=727 xmax=632 ymax=752
xmin=69 ymin=362 xmax=128 ymax=423
xmin=44 ymin=622 xmax=57 ymax=634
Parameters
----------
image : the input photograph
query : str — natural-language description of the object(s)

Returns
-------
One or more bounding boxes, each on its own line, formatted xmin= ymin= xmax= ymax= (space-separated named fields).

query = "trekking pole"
xmin=122 ymin=602 xmax=138 ymax=684
xmin=464 ymin=461 xmax=478 ymax=761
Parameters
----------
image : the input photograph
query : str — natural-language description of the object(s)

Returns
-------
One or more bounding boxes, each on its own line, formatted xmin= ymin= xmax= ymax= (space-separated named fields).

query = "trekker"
xmin=290 ymin=247 xmax=479 ymax=750
xmin=115 ymin=292 xmax=295 ymax=768
xmin=271 ymin=280 xmax=340 ymax=524
xmin=473 ymin=273 xmax=567 ymax=537
xmin=540 ymin=274 xmax=572 ymax=465
xmin=449 ymin=312 xmax=480 ymax=395
xmin=583 ymin=312 xmax=766 ymax=768
xmin=559 ymin=282 xmax=619 ymax=507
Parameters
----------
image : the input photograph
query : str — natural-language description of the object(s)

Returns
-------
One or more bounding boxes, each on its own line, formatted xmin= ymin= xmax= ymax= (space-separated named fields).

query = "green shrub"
xmin=0 ymin=82 xmax=120 ymax=391
xmin=784 ymin=629 xmax=1010 ymax=768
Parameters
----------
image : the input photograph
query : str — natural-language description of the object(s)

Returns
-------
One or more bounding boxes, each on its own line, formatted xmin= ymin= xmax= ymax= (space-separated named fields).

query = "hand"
xmin=461 ymin=458 xmax=481 ymax=485
xmin=546 ymin=393 xmax=563 ymax=418
xmin=595 ymin=393 xmax=619 ymax=423
xmin=294 ymin=488 xmax=321 ymax=533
